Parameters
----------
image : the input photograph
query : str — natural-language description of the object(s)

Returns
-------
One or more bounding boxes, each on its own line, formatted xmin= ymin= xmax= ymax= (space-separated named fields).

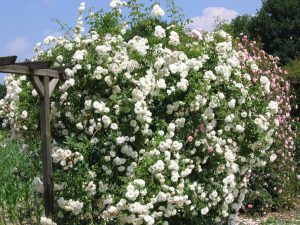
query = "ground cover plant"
xmin=0 ymin=1 xmax=297 ymax=224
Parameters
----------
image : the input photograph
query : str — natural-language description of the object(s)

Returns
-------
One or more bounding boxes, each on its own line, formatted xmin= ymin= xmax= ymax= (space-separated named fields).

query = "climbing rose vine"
xmin=0 ymin=1 xmax=295 ymax=225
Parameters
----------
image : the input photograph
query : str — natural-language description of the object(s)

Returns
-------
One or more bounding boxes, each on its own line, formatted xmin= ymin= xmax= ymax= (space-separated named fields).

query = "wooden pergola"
xmin=0 ymin=56 xmax=68 ymax=217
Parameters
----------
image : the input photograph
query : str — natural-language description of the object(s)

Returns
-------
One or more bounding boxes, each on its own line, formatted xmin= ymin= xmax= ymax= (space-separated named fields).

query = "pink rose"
xmin=207 ymin=146 xmax=214 ymax=153
xmin=187 ymin=136 xmax=193 ymax=143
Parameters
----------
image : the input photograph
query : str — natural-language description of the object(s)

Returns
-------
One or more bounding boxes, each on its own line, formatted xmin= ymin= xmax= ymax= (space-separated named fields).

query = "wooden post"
xmin=29 ymin=74 xmax=60 ymax=217
xmin=39 ymin=75 xmax=54 ymax=216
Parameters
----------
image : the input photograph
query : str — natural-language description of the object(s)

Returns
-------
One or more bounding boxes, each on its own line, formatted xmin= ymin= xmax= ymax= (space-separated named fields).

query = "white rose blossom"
xmin=151 ymin=4 xmax=165 ymax=17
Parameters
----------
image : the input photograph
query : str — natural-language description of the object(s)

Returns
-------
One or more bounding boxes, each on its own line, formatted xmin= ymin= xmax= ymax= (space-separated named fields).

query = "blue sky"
xmin=0 ymin=0 xmax=262 ymax=83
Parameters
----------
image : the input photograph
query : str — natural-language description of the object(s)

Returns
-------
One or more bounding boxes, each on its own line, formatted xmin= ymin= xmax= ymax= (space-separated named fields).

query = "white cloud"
xmin=5 ymin=36 xmax=30 ymax=55
xmin=189 ymin=7 xmax=238 ymax=31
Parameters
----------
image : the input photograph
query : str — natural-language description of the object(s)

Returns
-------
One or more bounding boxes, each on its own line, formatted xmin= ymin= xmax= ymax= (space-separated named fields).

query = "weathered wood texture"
xmin=49 ymin=78 xmax=59 ymax=95
xmin=0 ymin=65 xmax=60 ymax=78
xmin=16 ymin=61 xmax=51 ymax=69
xmin=0 ymin=56 xmax=17 ymax=65
xmin=39 ymin=75 xmax=55 ymax=216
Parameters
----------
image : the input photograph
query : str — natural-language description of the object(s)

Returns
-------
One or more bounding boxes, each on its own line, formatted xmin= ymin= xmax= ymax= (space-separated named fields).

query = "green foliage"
xmin=127 ymin=0 xmax=147 ymax=25
xmin=230 ymin=15 xmax=253 ymax=37
xmin=87 ymin=10 xmax=124 ymax=37
xmin=284 ymin=58 xmax=300 ymax=78
xmin=214 ymin=18 xmax=234 ymax=35
xmin=214 ymin=15 xmax=252 ymax=38
xmin=164 ymin=0 xmax=185 ymax=25
xmin=245 ymin=162 xmax=299 ymax=213
xmin=0 ymin=132 xmax=41 ymax=225
xmin=123 ymin=17 xmax=169 ymax=41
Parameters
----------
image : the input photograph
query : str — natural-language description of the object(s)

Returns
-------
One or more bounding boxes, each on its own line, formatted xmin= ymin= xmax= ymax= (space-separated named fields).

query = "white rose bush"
xmin=0 ymin=1 xmax=296 ymax=224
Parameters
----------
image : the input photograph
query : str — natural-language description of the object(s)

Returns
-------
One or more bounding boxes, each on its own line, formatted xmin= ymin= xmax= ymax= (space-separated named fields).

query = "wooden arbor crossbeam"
xmin=0 ymin=56 xmax=68 ymax=217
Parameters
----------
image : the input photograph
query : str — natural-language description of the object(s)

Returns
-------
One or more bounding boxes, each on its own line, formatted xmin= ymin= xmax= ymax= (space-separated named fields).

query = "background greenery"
xmin=224 ymin=0 xmax=300 ymax=65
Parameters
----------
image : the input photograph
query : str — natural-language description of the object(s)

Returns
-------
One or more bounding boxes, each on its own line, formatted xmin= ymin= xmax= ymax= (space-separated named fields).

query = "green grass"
xmin=0 ymin=132 xmax=41 ymax=225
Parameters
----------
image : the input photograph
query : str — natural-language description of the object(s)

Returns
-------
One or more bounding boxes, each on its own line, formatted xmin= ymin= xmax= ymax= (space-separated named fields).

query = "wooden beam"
xmin=51 ymin=66 xmax=70 ymax=75
xmin=32 ymin=69 xmax=60 ymax=78
xmin=32 ymin=76 xmax=45 ymax=97
xmin=0 ymin=56 xmax=17 ymax=66
xmin=0 ymin=65 xmax=30 ymax=74
xmin=0 ymin=65 xmax=60 ymax=78
xmin=49 ymin=78 xmax=59 ymax=96
xmin=15 ymin=61 xmax=51 ymax=70
xmin=51 ymin=66 xmax=74 ymax=79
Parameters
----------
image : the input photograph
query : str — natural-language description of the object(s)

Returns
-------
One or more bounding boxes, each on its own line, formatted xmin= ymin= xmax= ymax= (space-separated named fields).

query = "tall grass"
xmin=0 ymin=132 xmax=41 ymax=225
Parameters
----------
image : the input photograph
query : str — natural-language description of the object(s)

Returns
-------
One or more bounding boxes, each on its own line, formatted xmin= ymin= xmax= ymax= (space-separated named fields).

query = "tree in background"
xmin=230 ymin=15 xmax=253 ymax=38
xmin=251 ymin=0 xmax=300 ymax=64
xmin=226 ymin=0 xmax=300 ymax=65
xmin=284 ymin=58 xmax=300 ymax=78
